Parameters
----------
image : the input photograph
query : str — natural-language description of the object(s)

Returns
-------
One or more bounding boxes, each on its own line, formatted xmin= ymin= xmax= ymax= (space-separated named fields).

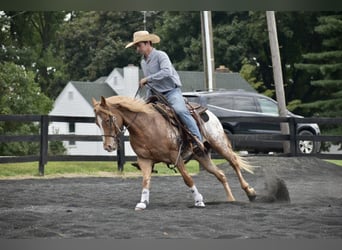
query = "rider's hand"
xmin=139 ymin=78 xmax=148 ymax=87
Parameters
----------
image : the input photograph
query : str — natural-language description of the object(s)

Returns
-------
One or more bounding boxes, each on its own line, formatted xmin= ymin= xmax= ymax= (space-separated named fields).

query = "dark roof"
xmin=177 ymin=71 xmax=204 ymax=92
xmin=177 ymin=71 xmax=256 ymax=92
xmin=215 ymin=72 xmax=256 ymax=92
xmin=71 ymin=81 xmax=117 ymax=106
xmin=136 ymin=69 xmax=255 ymax=92
xmin=93 ymin=76 xmax=107 ymax=83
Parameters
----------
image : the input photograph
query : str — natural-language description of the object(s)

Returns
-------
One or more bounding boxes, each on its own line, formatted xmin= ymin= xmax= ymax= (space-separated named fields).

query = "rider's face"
xmin=135 ymin=42 xmax=151 ymax=56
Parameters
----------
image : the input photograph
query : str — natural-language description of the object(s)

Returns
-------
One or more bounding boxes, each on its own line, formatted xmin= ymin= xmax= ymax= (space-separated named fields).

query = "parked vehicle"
xmin=183 ymin=89 xmax=321 ymax=154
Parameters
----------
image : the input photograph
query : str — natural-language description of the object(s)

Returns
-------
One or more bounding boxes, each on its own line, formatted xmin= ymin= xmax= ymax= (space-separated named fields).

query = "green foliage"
xmin=0 ymin=62 xmax=53 ymax=115
xmin=239 ymin=57 xmax=272 ymax=96
xmin=58 ymin=11 xmax=149 ymax=81
xmin=286 ymin=99 xmax=302 ymax=112
xmin=48 ymin=141 xmax=66 ymax=156
xmin=0 ymin=62 xmax=53 ymax=156
xmin=2 ymin=11 xmax=68 ymax=99
xmin=154 ymin=12 xmax=202 ymax=70
xmin=294 ymin=13 xmax=342 ymax=117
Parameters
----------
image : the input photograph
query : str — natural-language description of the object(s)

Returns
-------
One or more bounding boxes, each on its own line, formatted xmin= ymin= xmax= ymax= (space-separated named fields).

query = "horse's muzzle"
xmin=104 ymin=143 xmax=116 ymax=152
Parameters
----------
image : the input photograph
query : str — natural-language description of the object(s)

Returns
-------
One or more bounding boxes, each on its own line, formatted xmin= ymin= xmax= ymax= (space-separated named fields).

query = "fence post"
xmin=288 ymin=117 xmax=297 ymax=156
xmin=117 ymin=133 xmax=125 ymax=171
xmin=39 ymin=115 xmax=49 ymax=176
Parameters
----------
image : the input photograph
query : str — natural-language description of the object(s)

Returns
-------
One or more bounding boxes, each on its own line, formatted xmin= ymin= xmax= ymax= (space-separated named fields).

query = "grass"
xmin=0 ymin=159 xmax=227 ymax=179
xmin=1 ymin=158 xmax=340 ymax=179
xmin=325 ymin=160 xmax=342 ymax=167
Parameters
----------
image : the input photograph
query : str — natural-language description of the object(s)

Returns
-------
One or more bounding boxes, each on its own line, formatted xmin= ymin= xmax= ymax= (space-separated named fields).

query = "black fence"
xmin=0 ymin=114 xmax=341 ymax=175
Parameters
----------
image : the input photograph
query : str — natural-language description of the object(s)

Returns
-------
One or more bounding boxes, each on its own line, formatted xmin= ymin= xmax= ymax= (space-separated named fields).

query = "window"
xmin=207 ymin=96 xmax=234 ymax=110
xmin=257 ymin=98 xmax=279 ymax=116
xmin=68 ymin=122 xmax=75 ymax=145
xmin=69 ymin=122 xmax=75 ymax=133
xmin=233 ymin=96 xmax=257 ymax=112
xmin=68 ymin=91 xmax=73 ymax=100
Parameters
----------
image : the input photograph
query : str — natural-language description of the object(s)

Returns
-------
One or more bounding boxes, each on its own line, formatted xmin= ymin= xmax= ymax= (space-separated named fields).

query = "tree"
xmin=153 ymin=12 xmax=202 ymax=71
xmin=294 ymin=13 xmax=342 ymax=117
xmin=58 ymin=11 xmax=155 ymax=81
xmin=2 ymin=11 xmax=68 ymax=99
xmin=0 ymin=62 xmax=53 ymax=156
xmin=239 ymin=57 xmax=272 ymax=96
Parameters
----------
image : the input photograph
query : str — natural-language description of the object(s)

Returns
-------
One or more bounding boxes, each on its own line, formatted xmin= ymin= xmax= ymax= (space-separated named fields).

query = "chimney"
xmin=123 ymin=64 xmax=139 ymax=96
xmin=216 ymin=65 xmax=230 ymax=73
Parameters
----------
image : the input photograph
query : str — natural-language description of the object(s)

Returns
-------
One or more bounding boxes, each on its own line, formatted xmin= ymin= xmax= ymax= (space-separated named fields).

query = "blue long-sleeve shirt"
xmin=141 ymin=48 xmax=182 ymax=95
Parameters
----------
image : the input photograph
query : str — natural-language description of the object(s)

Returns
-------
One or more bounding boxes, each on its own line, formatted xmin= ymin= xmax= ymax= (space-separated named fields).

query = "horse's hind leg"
xmin=176 ymin=160 xmax=205 ymax=207
xmin=195 ymin=154 xmax=236 ymax=202
xmin=213 ymin=139 xmax=256 ymax=201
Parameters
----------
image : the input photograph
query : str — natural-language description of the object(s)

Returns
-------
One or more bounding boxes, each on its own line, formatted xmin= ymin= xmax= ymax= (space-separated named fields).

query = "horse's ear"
xmin=92 ymin=97 xmax=97 ymax=107
xmin=100 ymin=96 xmax=107 ymax=107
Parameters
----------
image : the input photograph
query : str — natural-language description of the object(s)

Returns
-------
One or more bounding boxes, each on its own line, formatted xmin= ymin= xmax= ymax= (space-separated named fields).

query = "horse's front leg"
xmin=135 ymin=158 xmax=153 ymax=211
xmin=177 ymin=159 xmax=205 ymax=208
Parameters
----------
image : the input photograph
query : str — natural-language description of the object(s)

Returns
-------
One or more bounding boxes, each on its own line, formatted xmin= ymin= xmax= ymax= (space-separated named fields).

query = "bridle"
xmin=95 ymin=106 xmax=138 ymax=139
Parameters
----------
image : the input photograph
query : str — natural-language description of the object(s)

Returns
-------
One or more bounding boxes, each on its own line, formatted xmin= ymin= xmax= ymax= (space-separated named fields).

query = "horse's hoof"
xmin=248 ymin=194 xmax=257 ymax=202
xmin=195 ymin=201 xmax=205 ymax=208
xmin=244 ymin=186 xmax=257 ymax=202
xmin=135 ymin=202 xmax=147 ymax=211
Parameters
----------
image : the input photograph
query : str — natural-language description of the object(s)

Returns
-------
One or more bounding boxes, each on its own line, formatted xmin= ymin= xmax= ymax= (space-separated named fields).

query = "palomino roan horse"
xmin=92 ymin=95 xmax=256 ymax=210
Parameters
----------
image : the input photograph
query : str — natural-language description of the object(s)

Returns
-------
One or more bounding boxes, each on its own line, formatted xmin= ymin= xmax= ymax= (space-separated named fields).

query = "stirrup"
xmin=193 ymin=136 xmax=205 ymax=152
xmin=192 ymin=141 xmax=206 ymax=157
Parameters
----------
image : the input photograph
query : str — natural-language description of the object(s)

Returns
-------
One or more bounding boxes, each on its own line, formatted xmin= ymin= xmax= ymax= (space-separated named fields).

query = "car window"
xmin=257 ymin=98 xmax=279 ymax=116
xmin=233 ymin=96 xmax=257 ymax=112
xmin=207 ymin=95 xmax=233 ymax=109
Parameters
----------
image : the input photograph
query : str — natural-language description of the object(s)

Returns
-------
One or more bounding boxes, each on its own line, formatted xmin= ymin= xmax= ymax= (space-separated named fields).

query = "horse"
xmin=92 ymin=95 xmax=256 ymax=210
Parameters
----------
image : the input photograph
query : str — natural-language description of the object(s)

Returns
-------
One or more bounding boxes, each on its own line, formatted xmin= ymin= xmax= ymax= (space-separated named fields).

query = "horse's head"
xmin=92 ymin=96 xmax=123 ymax=152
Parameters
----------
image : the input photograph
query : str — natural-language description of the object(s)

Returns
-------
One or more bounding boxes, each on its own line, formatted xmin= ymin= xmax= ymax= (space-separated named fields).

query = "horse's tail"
xmin=232 ymin=150 xmax=255 ymax=174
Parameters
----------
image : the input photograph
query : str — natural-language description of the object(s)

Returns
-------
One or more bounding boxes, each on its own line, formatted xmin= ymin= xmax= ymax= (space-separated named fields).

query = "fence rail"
xmin=0 ymin=114 xmax=341 ymax=175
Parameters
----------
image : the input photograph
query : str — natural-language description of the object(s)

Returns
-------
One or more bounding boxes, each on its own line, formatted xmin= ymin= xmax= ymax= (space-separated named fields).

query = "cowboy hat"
xmin=125 ymin=31 xmax=160 ymax=48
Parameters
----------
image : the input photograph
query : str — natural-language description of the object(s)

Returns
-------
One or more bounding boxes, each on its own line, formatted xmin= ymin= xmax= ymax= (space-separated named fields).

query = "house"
xmin=49 ymin=65 xmax=140 ymax=156
xmin=105 ymin=64 xmax=141 ymax=97
xmin=49 ymin=64 xmax=254 ymax=155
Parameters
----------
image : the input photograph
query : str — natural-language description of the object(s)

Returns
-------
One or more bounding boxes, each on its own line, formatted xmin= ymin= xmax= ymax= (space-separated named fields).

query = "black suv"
xmin=183 ymin=89 xmax=321 ymax=154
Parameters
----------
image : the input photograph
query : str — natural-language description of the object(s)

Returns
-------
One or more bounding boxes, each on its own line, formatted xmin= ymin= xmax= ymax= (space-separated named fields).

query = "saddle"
xmin=146 ymin=94 xmax=208 ymax=149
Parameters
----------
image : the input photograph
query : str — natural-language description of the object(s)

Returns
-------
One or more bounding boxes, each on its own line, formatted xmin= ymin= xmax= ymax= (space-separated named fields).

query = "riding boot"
xmin=192 ymin=136 xmax=206 ymax=156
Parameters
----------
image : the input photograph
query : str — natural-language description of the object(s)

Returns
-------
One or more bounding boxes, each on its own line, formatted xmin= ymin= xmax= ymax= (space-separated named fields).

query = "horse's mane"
xmin=106 ymin=96 xmax=153 ymax=114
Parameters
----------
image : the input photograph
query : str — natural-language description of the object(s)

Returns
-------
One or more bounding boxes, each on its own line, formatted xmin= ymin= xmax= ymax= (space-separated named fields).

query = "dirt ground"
xmin=0 ymin=156 xmax=341 ymax=239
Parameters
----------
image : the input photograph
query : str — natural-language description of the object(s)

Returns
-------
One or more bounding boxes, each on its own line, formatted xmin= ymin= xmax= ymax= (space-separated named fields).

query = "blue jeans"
xmin=164 ymin=88 xmax=203 ymax=141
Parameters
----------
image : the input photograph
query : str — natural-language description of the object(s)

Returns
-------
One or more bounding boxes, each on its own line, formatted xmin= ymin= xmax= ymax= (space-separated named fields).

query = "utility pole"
xmin=201 ymin=11 xmax=215 ymax=91
xmin=200 ymin=12 xmax=208 ymax=89
xmin=143 ymin=11 xmax=147 ymax=30
xmin=266 ymin=11 xmax=290 ymax=153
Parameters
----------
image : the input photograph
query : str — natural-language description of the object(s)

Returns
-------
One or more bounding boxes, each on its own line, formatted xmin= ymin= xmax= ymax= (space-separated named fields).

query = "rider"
xmin=125 ymin=30 xmax=205 ymax=153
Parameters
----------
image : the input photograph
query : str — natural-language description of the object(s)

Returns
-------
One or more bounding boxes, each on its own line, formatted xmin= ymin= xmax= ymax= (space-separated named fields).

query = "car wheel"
xmin=298 ymin=130 xmax=315 ymax=154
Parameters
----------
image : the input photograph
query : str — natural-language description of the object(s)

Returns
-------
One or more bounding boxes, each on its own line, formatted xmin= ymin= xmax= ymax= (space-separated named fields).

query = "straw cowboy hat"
xmin=125 ymin=31 xmax=160 ymax=48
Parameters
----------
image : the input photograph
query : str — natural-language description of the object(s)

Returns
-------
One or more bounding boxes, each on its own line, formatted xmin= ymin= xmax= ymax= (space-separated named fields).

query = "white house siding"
xmin=123 ymin=65 xmax=139 ymax=97
xmin=106 ymin=69 xmax=124 ymax=95
xmin=106 ymin=65 xmax=139 ymax=97
xmin=50 ymin=83 xmax=93 ymax=117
